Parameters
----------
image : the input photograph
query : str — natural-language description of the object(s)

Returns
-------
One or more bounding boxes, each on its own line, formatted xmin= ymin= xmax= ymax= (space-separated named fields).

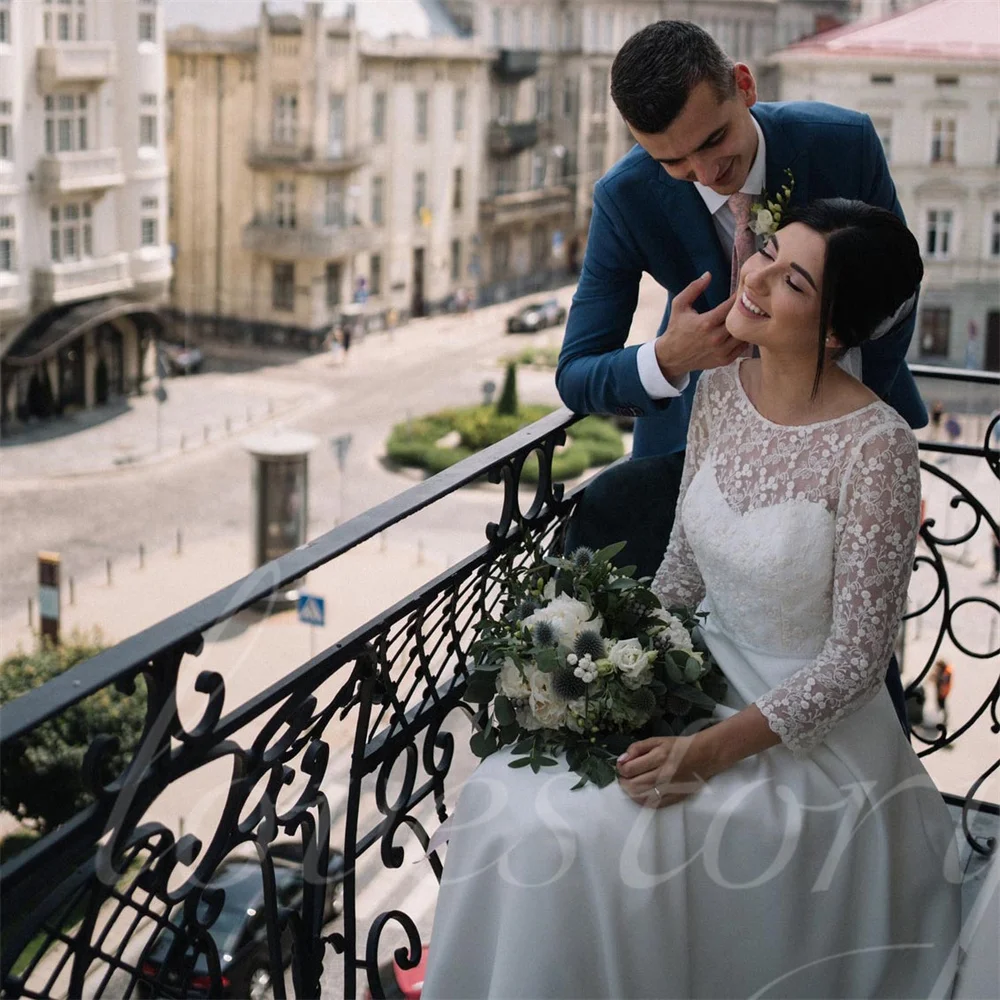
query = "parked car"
xmin=506 ymin=299 xmax=567 ymax=333
xmin=138 ymin=845 xmax=345 ymax=999
xmin=365 ymin=944 xmax=429 ymax=1000
xmin=159 ymin=342 xmax=204 ymax=376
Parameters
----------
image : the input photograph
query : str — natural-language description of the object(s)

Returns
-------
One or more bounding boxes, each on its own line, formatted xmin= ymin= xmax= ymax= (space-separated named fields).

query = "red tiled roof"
xmin=781 ymin=0 xmax=1000 ymax=61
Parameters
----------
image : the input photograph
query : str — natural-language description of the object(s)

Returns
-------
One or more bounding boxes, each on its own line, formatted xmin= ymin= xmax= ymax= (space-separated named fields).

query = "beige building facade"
xmin=774 ymin=0 xmax=1000 ymax=370
xmin=0 ymin=0 xmax=171 ymax=430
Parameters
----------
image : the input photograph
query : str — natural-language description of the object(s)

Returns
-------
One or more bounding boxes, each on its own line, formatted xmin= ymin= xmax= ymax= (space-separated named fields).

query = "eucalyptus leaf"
xmin=494 ymin=696 xmax=516 ymax=726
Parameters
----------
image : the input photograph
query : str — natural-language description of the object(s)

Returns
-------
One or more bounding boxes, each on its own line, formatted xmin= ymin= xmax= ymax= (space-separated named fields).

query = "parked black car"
xmin=506 ymin=299 xmax=567 ymax=333
xmin=138 ymin=845 xmax=344 ymax=999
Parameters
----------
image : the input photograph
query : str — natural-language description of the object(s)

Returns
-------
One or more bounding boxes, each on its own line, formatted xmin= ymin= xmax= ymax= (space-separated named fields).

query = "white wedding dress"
xmin=422 ymin=361 xmax=962 ymax=999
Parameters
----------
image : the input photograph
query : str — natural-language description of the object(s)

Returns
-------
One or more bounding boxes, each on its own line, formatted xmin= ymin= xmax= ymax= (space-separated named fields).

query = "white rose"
xmin=528 ymin=670 xmax=568 ymax=729
xmin=750 ymin=208 xmax=774 ymax=235
xmin=608 ymin=638 xmax=654 ymax=680
xmin=497 ymin=657 xmax=530 ymax=700
xmin=650 ymin=609 xmax=694 ymax=652
xmin=515 ymin=705 xmax=543 ymax=731
xmin=523 ymin=594 xmax=602 ymax=649
xmin=621 ymin=664 xmax=653 ymax=690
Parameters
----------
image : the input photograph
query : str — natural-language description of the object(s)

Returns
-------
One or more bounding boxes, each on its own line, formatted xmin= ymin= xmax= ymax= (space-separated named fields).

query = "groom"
xmin=557 ymin=21 xmax=924 ymax=732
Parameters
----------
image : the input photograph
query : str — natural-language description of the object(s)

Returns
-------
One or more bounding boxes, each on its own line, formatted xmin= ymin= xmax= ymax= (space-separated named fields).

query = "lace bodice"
xmin=652 ymin=360 xmax=921 ymax=755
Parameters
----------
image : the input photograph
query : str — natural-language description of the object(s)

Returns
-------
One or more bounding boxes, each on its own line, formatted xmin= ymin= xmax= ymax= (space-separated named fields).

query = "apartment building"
xmin=0 ymin=0 xmax=171 ymax=430
xmin=773 ymin=0 xmax=1000 ymax=370
xmin=168 ymin=4 xmax=489 ymax=346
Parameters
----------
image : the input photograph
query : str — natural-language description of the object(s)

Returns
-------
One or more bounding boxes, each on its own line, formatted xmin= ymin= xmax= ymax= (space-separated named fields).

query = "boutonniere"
xmin=749 ymin=168 xmax=795 ymax=248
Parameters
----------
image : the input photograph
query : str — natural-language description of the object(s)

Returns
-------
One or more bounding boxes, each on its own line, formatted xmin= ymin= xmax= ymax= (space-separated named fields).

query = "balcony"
xmin=36 ymin=42 xmax=117 ymax=90
xmin=488 ymin=119 xmax=539 ymax=157
xmin=33 ymin=253 xmax=133 ymax=307
xmin=242 ymin=217 xmax=375 ymax=258
xmin=36 ymin=148 xmax=125 ymax=196
xmin=492 ymin=48 xmax=540 ymax=81
xmin=130 ymin=245 xmax=172 ymax=288
xmin=479 ymin=184 xmax=574 ymax=227
xmin=246 ymin=142 xmax=368 ymax=174
xmin=0 ymin=274 xmax=25 ymax=319
xmin=0 ymin=366 xmax=996 ymax=998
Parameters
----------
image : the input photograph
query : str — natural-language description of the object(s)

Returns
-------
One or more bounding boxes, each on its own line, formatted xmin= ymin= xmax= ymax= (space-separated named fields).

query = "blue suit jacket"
xmin=556 ymin=102 xmax=928 ymax=459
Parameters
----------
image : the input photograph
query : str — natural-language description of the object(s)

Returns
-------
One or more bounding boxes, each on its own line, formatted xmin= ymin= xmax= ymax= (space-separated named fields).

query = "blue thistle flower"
xmin=573 ymin=629 xmax=605 ymax=660
xmin=570 ymin=546 xmax=595 ymax=569
xmin=532 ymin=620 xmax=559 ymax=647
xmin=631 ymin=687 xmax=658 ymax=716
xmin=551 ymin=669 xmax=587 ymax=700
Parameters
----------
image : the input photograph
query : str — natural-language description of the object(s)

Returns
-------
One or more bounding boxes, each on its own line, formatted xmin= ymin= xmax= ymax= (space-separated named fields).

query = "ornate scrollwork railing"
xmin=0 ymin=369 xmax=997 ymax=1000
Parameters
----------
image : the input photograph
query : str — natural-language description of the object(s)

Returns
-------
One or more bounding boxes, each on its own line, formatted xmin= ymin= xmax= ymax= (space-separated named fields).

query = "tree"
xmin=0 ymin=632 xmax=147 ymax=833
xmin=495 ymin=361 xmax=519 ymax=417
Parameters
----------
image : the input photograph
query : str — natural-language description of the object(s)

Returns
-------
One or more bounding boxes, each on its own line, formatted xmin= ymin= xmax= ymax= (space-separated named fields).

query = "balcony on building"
xmin=479 ymin=184 xmax=574 ymax=228
xmin=33 ymin=253 xmax=133 ymax=307
xmin=246 ymin=142 xmax=369 ymax=174
xmin=242 ymin=217 xmax=375 ymax=258
xmin=36 ymin=148 xmax=125 ymax=197
xmin=492 ymin=48 xmax=540 ymax=81
xmin=36 ymin=42 xmax=118 ymax=90
xmin=130 ymin=246 xmax=173 ymax=289
xmin=0 ymin=274 xmax=25 ymax=319
xmin=488 ymin=119 xmax=539 ymax=157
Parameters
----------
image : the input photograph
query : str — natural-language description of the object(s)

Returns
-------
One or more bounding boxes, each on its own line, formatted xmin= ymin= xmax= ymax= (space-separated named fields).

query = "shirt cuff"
xmin=637 ymin=341 xmax=690 ymax=399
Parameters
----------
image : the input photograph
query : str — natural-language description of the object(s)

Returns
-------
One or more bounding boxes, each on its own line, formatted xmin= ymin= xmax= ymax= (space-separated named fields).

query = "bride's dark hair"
xmin=779 ymin=198 xmax=923 ymax=396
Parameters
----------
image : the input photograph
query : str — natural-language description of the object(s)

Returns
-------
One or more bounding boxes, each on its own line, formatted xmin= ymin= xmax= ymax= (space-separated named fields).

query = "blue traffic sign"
xmin=297 ymin=594 xmax=325 ymax=627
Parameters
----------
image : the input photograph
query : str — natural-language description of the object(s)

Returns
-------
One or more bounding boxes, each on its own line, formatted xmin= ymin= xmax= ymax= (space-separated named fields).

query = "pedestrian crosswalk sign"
xmin=297 ymin=594 xmax=325 ymax=627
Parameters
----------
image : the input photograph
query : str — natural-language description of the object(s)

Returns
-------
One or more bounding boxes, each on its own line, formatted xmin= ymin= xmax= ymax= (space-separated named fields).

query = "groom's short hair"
xmin=611 ymin=21 xmax=737 ymax=135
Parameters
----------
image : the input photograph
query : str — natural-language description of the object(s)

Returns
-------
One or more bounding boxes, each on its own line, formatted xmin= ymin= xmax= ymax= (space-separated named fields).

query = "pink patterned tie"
xmin=729 ymin=192 xmax=756 ymax=293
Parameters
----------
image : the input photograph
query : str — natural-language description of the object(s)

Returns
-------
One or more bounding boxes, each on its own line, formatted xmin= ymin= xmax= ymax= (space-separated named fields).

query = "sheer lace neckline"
xmin=733 ymin=358 xmax=881 ymax=430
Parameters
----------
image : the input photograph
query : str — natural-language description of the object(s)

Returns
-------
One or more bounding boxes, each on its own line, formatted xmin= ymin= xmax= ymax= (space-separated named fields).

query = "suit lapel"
xmin=755 ymin=105 xmax=809 ymax=209
xmin=656 ymin=176 xmax=731 ymax=308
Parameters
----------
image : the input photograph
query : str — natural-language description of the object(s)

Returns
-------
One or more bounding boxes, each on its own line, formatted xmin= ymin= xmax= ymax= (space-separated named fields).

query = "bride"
xmin=421 ymin=200 xmax=962 ymax=999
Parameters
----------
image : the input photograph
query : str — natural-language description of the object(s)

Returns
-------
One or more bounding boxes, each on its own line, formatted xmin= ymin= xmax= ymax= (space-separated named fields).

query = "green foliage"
xmin=504 ymin=345 xmax=561 ymax=369
xmin=495 ymin=361 xmax=519 ymax=416
xmin=0 ymin=631 xmax=147 ymax=833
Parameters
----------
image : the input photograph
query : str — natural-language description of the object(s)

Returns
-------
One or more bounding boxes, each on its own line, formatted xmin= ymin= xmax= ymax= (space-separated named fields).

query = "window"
xmin=590 ymin=67 xmax=608 ymax=114
xmin=140 ymin=196 xmax=158 ymax=246
xmin=989 ymin=210 xmax=1000 ymax=258
xmin=165 ymin=88 xmax=173 ymax=138
xmin=602 ymin=12 xmax=613 ymax=51
xmin=454 ymin=88 xmax=466 ymax=135
xmin=497 ymin=86 xmax=516 ymax=121
xmin=562 ymin=10 xmax=574 ymax=49
xmin=0 ymin=100 xmax=11 ymax=161
xmin=510 ymin=8 xmax=521 ymax=47
xmin=416 ymin=91 xmax=429 ymax=141
xmin=414 ymin=171 xmax=427 ymax=219
xmin=563 ymin=76 xmax=577 ymax=118
xmin=49 ymin=201 xmax=92 ymax=262
xmin=0 ymin=1 xmax=9 ymax=45
xmin=272 ymin=179 xmax=296 ymax=228
xmin=324 ymin=178 xmax=345 ymax=228
xmin=919 ymin=307 xmax=951 ymax=357
xmin=371 ymin=175 xmax=384 ymax=226
xmin=372 ymin=91 xmax=386 ymax=143
xmin=925 ymin=209 xmax=953 ymax=258
xmin=492 ymin=232 xmax=510 ymax=275
xmin=531 ymin=225 xmax=548 ymax=266
xmin=589 ymin=143 xmax=604 ymax=178
xmin=931 ymin=117 xmax=956 ymax=163
xmin=870 ymin=74 xmax=894 ymax=85
xmin=935 ymin=75 xmax=959 ymax=87
xmin=495 ymin=158 xmax=516 ymax=196
xmin=872 ymin=116 xmax=892 ymax=163
xmin=452 ymin=167 xmax=463 ymax=211
xmin=328 ymin=93 xmax=345 ymax=157
xmin=491 ymin=7 xmax=502 ymax=47
xmin=272 ymin=262 xmax=295 ymax=312
xmin=139 ymin=94 xmax=158 ymax=148
xmin=45 ymin=94 xmax=88 ymax=153
xmin=450 ymin=238 xmax=462 ymax=281
xmin=531 ymin=151 xmax=546 ymax=189
xmin=272 ymin=91 xmax=298 ymax=145
xmin=139 ymin=8 xmax=156 ymax=42
xmin=325 ymin=261 xmax=341 ymax=308
xmin=531 ymin=8 xmax=541 ymax=48
xmin=370 ymin=253 xmax=382 ymax=295
xmin=535 ymin=78 xmax=551 ymax=120
xmin=0 ymin=214 xmax=14 ymax=272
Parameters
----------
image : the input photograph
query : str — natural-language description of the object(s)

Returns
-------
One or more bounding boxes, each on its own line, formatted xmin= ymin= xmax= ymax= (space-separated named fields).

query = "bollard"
xmin=380 ymin=532 xmax=387 ymax=554
xmin=180 ymin=433 xmax=186 ymax=452
xmin=27 ymin=596 xmax=33 ymax=628
xmin=176 ymin=528 xmax=183 ymax=556
xmin=225 ymin=417 xmax=231 ymax=435
xmin=69 ymin=576 xmax=75 ymax=606
xmin=203 ymin=425 xmax=210 ymax=443
xmin=106 ymin=558 xmax=113 ymax=586
xmin=139 ymin=543 xmax=145 ymax=569
xmin=246 ymin=405 xmax=252 ymax=423
xmin=268 ymin=398 xmax=275 ymax=416
xmin=417 ymin=540 xmax=425 ymax=565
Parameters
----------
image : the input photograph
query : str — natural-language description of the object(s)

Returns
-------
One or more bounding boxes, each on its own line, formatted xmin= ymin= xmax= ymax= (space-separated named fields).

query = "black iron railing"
xmin=0 ymin=371 xmax=997 ymax=1000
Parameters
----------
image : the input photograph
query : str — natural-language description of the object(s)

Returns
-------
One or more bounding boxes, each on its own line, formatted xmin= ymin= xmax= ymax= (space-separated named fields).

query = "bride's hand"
xmin=616 ymin=734 xmax=719 ymax=809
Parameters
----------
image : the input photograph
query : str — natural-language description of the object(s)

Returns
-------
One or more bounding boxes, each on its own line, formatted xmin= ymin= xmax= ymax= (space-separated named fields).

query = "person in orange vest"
xmin=933 ymin=659 xmax=953 ymax=727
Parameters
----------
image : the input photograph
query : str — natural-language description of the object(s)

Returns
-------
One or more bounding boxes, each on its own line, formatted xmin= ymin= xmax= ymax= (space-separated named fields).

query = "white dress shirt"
xmin=636 ymin=117 xmax=766 ymax=399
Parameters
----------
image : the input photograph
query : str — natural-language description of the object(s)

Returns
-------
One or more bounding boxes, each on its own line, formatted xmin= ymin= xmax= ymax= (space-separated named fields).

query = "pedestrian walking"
xmin=931 ymin=400 xmax=944 ymax=438
xmin=933 ymin=659 xmax=953 ymax=728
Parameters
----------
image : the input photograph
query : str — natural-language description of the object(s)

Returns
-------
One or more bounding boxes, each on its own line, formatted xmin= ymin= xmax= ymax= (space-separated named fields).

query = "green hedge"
xmin=385 ymin=406 xmax=624 ymax=484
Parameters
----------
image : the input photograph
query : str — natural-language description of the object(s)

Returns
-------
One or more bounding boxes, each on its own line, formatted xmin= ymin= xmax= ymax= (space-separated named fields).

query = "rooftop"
xmin=777 ymin=0 xmax=1000 ymax=62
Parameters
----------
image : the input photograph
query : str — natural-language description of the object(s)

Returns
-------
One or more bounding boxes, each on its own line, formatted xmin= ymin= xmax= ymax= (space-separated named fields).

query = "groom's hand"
xmin=655 ymin=272 xmax=743 ymax=383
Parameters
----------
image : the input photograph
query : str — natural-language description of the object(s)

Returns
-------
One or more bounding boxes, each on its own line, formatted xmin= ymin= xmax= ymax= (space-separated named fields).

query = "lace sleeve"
xmin=756 ymin=424 xmax=921 ymax=756
xmin=651 ymin=376 xmax=711 ymax=609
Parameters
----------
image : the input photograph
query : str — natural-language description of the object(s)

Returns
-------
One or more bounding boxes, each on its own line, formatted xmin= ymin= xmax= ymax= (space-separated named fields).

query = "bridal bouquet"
xmin=465 ymin=543 xmax=728 ymax=789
